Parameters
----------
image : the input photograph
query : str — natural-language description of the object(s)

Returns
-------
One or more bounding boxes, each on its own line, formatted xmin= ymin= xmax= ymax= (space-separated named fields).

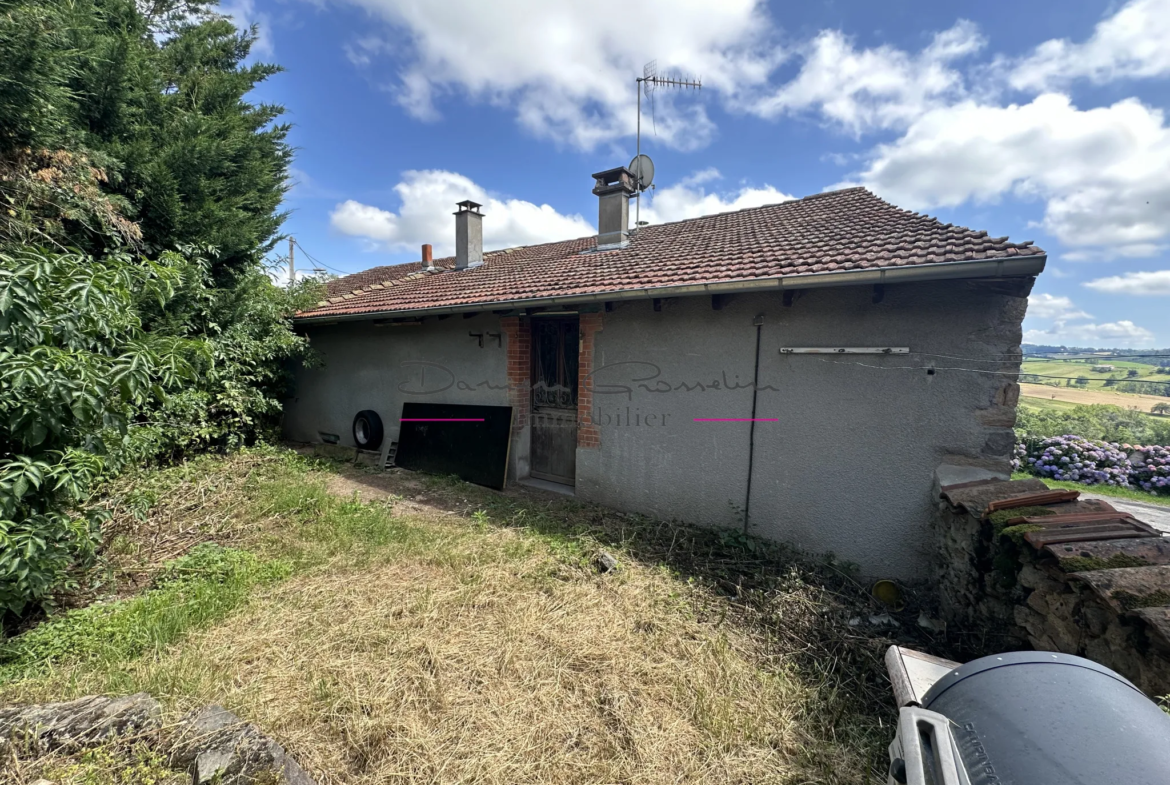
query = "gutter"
xmin=294 ymin=254 xmax=1047 ymax=326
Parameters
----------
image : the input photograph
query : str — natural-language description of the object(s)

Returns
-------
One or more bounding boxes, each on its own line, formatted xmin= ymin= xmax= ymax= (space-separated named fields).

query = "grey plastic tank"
xmin=888 ymin=649 xmax=1170 ymax=784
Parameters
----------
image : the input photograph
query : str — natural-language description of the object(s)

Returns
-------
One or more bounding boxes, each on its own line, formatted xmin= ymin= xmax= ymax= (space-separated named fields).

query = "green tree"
xmin=0 ymin=0 xmax=315 ymax=616
xmin=1154 ymin=403 xmax=1170 ymax=416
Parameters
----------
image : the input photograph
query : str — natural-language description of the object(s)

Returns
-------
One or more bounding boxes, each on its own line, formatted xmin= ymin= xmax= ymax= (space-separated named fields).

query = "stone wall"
xmin=934 ymin=477 xmax=1170 ymax=697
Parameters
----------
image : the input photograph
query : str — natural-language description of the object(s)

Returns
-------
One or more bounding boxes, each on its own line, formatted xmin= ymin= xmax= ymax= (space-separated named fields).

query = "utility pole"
xmin=288 ymin=237 xmax=295 ymax=286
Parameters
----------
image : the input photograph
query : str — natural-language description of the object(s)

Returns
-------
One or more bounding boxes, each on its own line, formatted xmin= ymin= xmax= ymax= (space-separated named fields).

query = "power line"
xmin=293 ymin=239 xmax=348 ymax=276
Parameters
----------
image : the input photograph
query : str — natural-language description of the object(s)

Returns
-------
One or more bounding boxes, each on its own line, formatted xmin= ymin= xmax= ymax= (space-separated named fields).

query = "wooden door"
xmin=529 ymin=317 xmax=579 ymax=485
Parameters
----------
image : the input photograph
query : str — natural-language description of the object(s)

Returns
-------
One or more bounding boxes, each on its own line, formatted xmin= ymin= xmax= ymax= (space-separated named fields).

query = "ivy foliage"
xmin=0 ymin=0 xmax=319 ymax=617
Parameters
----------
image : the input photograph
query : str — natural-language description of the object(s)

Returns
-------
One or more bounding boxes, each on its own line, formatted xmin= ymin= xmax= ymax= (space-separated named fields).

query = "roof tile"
xmin=304 ymin=188 xmax=1044 ymax=319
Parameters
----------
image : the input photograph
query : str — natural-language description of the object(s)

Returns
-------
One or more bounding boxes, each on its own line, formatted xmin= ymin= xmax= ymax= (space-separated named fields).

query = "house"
xmin=284 ymin=167 xmax=1046 ymax=578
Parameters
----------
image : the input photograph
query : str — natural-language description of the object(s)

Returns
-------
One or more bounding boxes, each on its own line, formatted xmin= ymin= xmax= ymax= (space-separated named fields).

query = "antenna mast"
xmin=634 ymin=62 xmax=701 ymax=231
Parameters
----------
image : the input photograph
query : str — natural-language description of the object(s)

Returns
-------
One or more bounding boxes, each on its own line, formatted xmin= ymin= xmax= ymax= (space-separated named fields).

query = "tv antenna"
xmin=634 ymin=61 xmax=701 ymax=231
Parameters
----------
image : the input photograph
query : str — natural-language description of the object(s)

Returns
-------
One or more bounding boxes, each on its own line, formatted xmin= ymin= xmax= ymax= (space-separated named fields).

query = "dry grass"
xmin=0 ymin=449 xmax=950 ymax=784
xmin=1019 ymin=382 xmax=1170 ymax=412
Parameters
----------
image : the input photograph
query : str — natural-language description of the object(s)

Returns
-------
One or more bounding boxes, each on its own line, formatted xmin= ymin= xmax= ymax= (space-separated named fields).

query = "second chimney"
xmin=455 ymin=200 xmax=484 ymax=269
xmin=422 ymin=243 xmax=434 ymax=272
xmin=592 ymin=167 xmax=636 ymax=248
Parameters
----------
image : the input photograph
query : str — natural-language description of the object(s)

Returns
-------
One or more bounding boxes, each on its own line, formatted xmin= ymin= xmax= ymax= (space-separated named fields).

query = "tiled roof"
xmin=298 ymin=187 xmax=1044 ymax=319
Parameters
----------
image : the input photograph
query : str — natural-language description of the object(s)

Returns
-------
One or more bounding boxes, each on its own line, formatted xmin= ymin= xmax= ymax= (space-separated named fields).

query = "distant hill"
xmin=1023 ymin=344 xmax=1170 ymax=367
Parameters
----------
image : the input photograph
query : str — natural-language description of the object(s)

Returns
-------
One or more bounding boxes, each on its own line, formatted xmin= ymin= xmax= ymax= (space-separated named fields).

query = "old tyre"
xmin=352 ymin=410 xmax=384 ymax=450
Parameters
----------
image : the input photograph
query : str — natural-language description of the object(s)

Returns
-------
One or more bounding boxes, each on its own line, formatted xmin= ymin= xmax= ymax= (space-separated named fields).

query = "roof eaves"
xmin=293 ymin=252 xmax=1047 ymax=325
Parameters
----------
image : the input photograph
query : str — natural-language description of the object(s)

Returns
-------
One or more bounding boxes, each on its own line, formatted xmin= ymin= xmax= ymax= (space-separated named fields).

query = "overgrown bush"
xmin=1131 ymin=446 xmax=1170 ymax=493
xmin=1014 ymin=435 xmax=1170 ymax=495
xmin=1016 ymin=403 xmax=1170 ymax=445
xmin=0 ymin=247 xmax=203 ymax=614
xmin=1019 ymin=435 xmax=1132 ymax=485
xmin=0 ymin=0 xmax=316 ymax=619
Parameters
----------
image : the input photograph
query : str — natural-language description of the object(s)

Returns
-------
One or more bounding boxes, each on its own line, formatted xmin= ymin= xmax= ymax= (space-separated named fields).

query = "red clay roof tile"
xmin=302 ymin=187 xmax=1044 ymax=319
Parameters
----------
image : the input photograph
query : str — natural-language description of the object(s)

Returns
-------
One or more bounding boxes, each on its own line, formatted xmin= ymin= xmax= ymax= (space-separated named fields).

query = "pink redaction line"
xmin=693 ymin=418 xmax=779 ymax=422
xmin=400 ymin=418 xmax=485 ymax=422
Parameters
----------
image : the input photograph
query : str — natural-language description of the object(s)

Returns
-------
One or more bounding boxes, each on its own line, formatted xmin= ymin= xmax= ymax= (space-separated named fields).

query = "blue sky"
xmin=227 ymin=0 xmax=1170 ymax=348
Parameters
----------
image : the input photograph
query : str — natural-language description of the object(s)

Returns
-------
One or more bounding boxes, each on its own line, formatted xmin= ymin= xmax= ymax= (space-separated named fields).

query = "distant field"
xmin=1021 ymin=359 xmax=1170 ymax=390
xmin=1020 ymin=383 xmax=1169 ymax=412
xmin=1018 ymin=395 xmax=1079 ymax=413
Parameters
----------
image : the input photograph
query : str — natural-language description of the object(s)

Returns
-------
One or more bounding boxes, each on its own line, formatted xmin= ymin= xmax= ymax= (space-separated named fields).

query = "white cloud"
xmin=220 ymin=0 xmax=274 ymax=56
xmin=1020 ymin=293 xmax=1155 ymax=348
xmin=749 ymin=21 xmax=984 ymax=134
xmin=333 ymin=0 xmax=780 ymax=150
xmin=641 ymin=170 xmax=794 ymax=224
xmin=329 ymin=170 xmax=594 ymax=256
xmin=1024 ymin=320 xmax=1155 ymax=348
xmin=1085 ymin=270 xmax=1170 ymax=295
xmin=1027 ymin=293 xmax=1092 ymax=321
xmin=1007 ymin=0 xmax=1170 ymax=92
xmin=856 ymin=94 xmax=1170 ymax=256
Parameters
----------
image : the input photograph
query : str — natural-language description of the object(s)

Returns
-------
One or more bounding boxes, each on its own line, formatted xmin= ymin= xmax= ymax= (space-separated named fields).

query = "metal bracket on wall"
xmin=780 ymin=347 xmax=910 ymax=355
xmin=469 ymin=331 xmax=501 ymax=348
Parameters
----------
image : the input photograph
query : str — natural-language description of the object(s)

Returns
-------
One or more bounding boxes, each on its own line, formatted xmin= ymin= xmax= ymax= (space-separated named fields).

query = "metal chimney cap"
xmin=455 ymin=199 xmax=483 ymax=214
xmin=591 ymin=167 xmax=635 ymax=186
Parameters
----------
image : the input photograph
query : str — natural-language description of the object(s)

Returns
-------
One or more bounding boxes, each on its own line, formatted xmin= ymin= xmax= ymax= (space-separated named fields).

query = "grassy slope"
xmin=1018 ymin=396 xmax=1080 ymax=413
xmin=1021 ymin=358 xmax=1170 ymax=385
xmin=1 ymin=449 xmax=918 ymax=785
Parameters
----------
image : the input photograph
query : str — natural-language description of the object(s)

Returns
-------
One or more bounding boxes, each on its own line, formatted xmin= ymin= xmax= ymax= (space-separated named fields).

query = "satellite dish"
xmin=629 ymin=154 xmax=655 ymax=191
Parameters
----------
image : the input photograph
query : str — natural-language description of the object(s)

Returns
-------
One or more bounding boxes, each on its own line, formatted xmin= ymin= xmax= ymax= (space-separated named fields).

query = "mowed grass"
xmin=0 ymin=450 xmax=900 ymax=784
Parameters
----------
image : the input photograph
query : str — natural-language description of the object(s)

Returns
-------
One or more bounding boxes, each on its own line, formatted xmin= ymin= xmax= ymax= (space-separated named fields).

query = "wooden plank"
xmin=395 ymin=403 xmax=514 ymax=490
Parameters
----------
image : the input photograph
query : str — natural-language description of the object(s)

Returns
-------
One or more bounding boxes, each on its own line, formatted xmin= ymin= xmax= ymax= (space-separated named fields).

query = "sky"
xmin=228 ymin=0 xmax=1170 ymax=349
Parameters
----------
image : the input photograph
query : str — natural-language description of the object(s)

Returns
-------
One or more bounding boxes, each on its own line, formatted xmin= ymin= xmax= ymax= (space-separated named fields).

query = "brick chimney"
xmin=421 ymin=243 xmax=435 ymax=272
xmin=592 ymin=167 xmax=636 ymax=248
xmin=455 ymin=200 xmax=484 ymax=269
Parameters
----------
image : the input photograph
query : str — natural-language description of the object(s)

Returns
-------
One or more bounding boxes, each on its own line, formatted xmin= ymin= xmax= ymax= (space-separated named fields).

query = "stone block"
xmin=0 ymin=693 xmax=161 ymax=751
xmin=1018 ymin=564 xmax=1065 ymax=593
xmin=1082 ymin=605 xmax=1112 ymax=638
xmin=169 ymin=705 xmax=316 ymax=785
xmin=1025 ymin=590 xmax=1050 ymax=616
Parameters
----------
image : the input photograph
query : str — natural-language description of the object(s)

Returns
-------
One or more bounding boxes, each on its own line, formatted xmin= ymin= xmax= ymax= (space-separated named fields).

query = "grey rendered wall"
xmin=283 ymin=314 xmax=527 ymax=478
xmin=577 ymin=278 xmax=1031 ymax=579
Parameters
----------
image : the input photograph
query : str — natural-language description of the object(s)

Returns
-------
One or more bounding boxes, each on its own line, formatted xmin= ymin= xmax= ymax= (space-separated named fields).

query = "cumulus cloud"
xmin=749 ymin=20 xmax=984 ymax=134
xmin=1006 ymin=0 xmax=1170 ymax=92
xmin=856 ymin=94 xmax=1170 ymax=256
xmin=1026 ymin=293 xmax=1092 ymax=321
xmin=641 ymin=169 xmax=794 ymax=223
xmin=333 ymin=0 xmax=779 ymax=150
xmin=330 ymin=170 xmax=594 ymax=256
xmin=1023 ymin=290 xmax=1155 ymax=347
xmin=219 ymin=0 xmax=274 ymax=56
xmin=1085 ymin=270 xmax=1170 ymax=295
xmin=1023 ymin=320 xmax=1155 ymax=348
xmin=319 ymin=0 xmax=1170 ymax=262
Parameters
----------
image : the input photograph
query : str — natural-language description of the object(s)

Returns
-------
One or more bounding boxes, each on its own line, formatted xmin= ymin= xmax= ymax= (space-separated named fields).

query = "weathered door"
xmin=529 ymin=317 xmax=579 ymax=485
